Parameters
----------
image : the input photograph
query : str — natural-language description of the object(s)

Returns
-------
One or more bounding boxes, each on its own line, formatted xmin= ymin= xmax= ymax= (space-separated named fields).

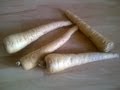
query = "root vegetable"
xmin=4 ymin=21 xmax=72 ymax=54
xmin=63 ymin=10 xmax=114 ymax=52
xmin=45 ymin=53 xmax=119 ymax=73
xmin=19 ymin=26 xmax=78 ymax=70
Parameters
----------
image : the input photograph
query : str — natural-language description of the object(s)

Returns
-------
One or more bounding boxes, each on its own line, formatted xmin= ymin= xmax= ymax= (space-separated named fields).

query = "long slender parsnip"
xmin=45 ymin=53 xmax=119 ymax=73
xmin=63 ymin=10 xmax=114 ymax=52
xmin=4 ymin=21 xmax=72 ymax=54
xmin=19 ymin=26 xmax=78 ymax=70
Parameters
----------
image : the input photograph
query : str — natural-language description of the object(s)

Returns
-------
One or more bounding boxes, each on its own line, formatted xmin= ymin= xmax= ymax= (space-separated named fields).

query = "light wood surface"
xmin=0 ymin=0 xmax=120 ymax=90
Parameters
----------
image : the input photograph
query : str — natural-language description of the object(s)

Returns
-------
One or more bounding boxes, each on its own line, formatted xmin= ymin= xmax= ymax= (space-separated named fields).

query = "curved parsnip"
xmin=63 ymin=10 xmax=114 ymax=52
xmin=4 ymin=21 xmax=72 ymax=54
xmin=19 ymin=26 xmax=78 ymax=70
xmin=45 ymin=53 xmax=119 ymax=73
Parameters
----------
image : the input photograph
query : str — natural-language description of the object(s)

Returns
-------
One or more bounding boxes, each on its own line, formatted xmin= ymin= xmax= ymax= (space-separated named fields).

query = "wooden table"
xmin=0 ymin=0 xmax=120 ymax=90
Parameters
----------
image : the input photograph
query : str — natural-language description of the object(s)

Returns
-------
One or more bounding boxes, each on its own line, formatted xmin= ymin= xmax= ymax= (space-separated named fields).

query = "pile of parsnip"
xmin=4 ymin=10 xmax=119 ymax=73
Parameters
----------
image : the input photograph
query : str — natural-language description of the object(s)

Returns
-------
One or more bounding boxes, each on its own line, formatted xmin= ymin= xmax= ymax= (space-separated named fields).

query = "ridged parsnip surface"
xmin=63 ymin=10 xmax=114 ymax=52
xmin=20 ymin=26 xmax=78 ymax=70
xmin=45 ymin=53 xmax=119 ymax=73
xmin=4 ymin=21 xmax=72 ymax=54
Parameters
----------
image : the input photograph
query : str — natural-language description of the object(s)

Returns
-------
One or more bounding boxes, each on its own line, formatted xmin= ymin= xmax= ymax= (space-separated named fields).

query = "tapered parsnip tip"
xmin=69 ymin=26 xmax=78 ymax=32
xmin=64 ymin=20 xmax=72 ymax=24
xmin=62 ymin=9 xmax=76 ymax=18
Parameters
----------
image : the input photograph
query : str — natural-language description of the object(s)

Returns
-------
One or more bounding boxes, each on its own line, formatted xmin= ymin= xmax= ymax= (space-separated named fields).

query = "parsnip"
xmin=4 ymin=21 xmax=72 ymax=54
xmin=45 ymin=53 xmax=119 ymax=73
xmin=63 ymin=10 xmax=114 ymax=52
xmin=19 ymin=26 xmax=78 ymax=70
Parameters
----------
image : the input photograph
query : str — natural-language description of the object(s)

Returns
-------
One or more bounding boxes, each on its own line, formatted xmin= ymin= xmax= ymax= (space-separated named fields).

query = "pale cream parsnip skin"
xmin=19 ymin=26 xmax=78 ymax=70
xmin=4 ymin=21 xmax=72 ymax=54
xmin=63 ymin=10 xmax=114 ymax=52
xmin=45 ymin=53 xmax=119 ymax=73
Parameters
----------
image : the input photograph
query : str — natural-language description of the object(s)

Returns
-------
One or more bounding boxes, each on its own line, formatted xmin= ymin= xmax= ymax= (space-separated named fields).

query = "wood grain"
xmin=0 ymin=0 xmax=120 ymax=90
